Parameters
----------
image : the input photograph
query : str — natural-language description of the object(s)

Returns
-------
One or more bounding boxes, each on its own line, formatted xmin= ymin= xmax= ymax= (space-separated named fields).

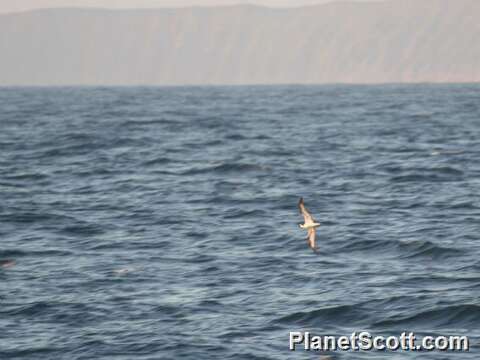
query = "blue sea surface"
xmin=1 ymin=85 xmax=479 ymax=359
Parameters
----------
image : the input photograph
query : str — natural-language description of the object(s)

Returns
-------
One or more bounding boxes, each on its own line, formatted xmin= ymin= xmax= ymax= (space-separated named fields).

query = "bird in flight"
xmin=298 ymin=198 xmax=320 ymax=252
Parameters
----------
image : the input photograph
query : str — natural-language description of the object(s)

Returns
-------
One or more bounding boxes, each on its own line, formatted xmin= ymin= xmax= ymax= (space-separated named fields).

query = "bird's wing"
xmin=298 ymin=197 xmax=315 ymax=224
xmin=307 ymin=228 xmax=316 ymax=250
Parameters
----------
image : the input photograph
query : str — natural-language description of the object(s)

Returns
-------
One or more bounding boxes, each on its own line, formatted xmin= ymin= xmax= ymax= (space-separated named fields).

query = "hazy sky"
xmin=0 ymin=0 xmax=380 ymax=14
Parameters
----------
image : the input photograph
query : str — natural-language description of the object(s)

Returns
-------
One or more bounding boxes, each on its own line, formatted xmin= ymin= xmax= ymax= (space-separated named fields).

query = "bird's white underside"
xmin=300 ymin=223 xmax=320 ymax=229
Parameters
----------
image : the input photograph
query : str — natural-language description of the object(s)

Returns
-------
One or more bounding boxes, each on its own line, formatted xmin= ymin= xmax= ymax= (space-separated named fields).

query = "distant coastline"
xmin=1 ymin=0 xmax=479 ymax=86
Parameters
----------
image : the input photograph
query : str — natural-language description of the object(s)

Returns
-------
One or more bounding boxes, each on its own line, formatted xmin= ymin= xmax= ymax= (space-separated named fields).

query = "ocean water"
xmin=1 ymin=84 xmax=479 ymax=359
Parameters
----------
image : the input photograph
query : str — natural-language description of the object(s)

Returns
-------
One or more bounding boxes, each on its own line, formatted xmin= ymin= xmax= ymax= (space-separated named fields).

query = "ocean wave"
xmin=390 ymin=173 xmax=462 ymax=183
xmin=274 ymin=304 xmax=365 ymax=327
xmin=386 ymin=166 xmax=465 ymax=182
xmin=2 ymin=301 xmax=107 ymax=325
xmin=223 ymin=209 xmax=266 ymax=220
xmin=0 ymin=346 xmax=67 ymax=358
xmin=398 ymin=240 xmax=463 ymax=260
xmin=181 ymin=163 xmax=271 ymax=175
xmin=0 ymin=249 xmax=72 ymax=258
xmin=142 ymin=157 xmax=173 ymax=167
xmin=343 ymin=239 xmax=463 ymax=260
xmin=374 ymin=304 xmax=480 ymax=328
xmin=60 ymin=223 xmax=105 ymax=237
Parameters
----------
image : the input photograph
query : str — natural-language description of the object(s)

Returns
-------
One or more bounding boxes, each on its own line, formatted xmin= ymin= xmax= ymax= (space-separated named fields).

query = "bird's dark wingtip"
xmin=298 ymin=197 xmax=304 ymax=213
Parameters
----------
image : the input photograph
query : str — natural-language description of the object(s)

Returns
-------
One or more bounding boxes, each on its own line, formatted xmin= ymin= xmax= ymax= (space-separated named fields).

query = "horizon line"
xmin=0 ymin=0 xmax=389 ymax=16
xmin=1 ymin=81 xmax=479 ymax=89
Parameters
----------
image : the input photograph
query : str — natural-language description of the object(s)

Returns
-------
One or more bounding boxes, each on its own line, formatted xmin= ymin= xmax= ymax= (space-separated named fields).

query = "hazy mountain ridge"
xmin=1 ymin=0 xmax=479 ymax=85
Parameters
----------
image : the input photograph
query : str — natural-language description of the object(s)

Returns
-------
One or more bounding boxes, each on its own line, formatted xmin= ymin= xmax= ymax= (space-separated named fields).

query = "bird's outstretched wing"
xmin=307 ymin=228 xmax=316 ymax=250
xmin=298 ymin=197 xmax=315 ymax=225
